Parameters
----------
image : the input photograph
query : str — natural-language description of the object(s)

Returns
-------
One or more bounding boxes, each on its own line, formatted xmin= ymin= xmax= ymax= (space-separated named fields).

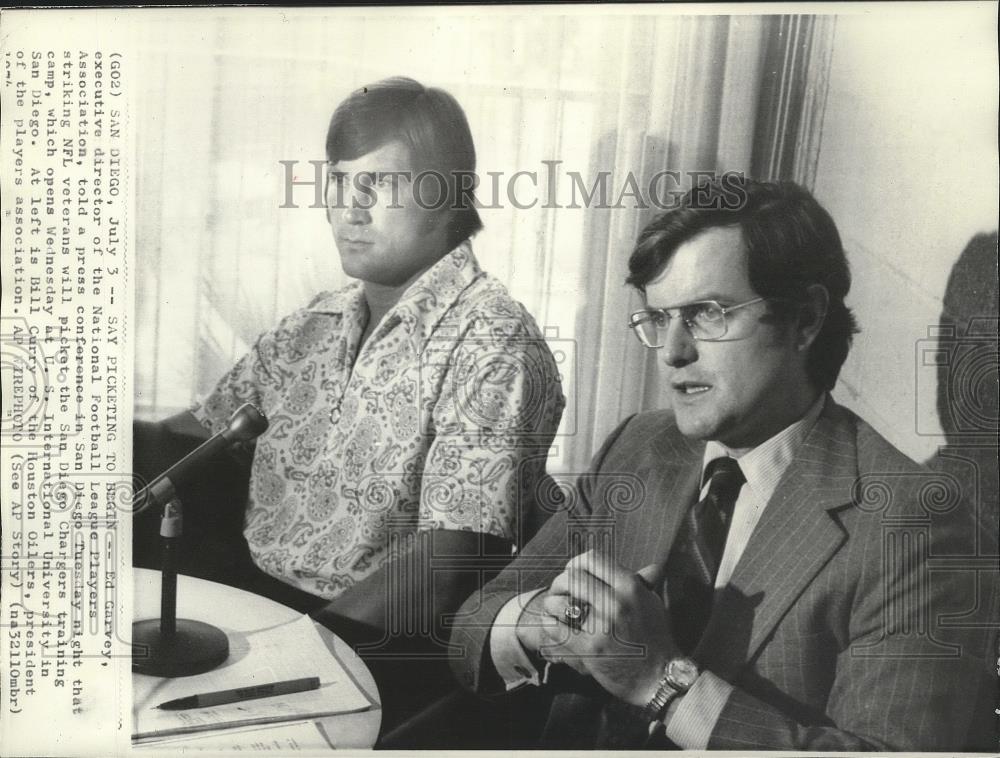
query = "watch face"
xmin=667 ymin=657 xmax=700 ymax=689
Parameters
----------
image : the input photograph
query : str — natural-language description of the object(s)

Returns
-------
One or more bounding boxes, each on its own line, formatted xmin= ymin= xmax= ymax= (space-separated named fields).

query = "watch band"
xmin=642 ymin=657 xmax=700 ymax=723
xmin=642 ymin=676 xmax=682 ymax=722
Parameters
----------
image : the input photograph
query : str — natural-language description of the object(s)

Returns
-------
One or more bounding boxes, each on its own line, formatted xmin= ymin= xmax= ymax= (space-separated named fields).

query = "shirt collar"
xmin=306 ymin=281 xmax=365 ymax=316
xmin=387 ymin=240 xmax=483 ymax=350
xmin=702 ymin=393 xmax=826 ymax=504
xmin=305 ymin=240 xmax=483 ymax=349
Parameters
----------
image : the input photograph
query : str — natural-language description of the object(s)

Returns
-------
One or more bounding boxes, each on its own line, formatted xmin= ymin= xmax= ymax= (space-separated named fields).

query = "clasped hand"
xmin=515 ymin=549 xmax=678 ymax=706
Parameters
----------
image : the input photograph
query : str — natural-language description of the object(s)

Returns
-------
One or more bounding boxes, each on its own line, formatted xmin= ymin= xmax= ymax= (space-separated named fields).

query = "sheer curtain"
xmin=134 ymin=11 xmax=834 ymax=474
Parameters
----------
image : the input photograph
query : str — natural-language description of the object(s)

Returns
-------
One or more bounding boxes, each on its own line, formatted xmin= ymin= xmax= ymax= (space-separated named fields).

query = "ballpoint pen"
xmin=155 ymin=676 xmax=321 ymax=710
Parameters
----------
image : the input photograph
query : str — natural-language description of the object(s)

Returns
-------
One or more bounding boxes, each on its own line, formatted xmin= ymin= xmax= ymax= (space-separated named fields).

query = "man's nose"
xmin=660 ymin=318 xmax=697 ymax=368
xmin=341 ymin=203 xmax=371 ymax=225
xmin=339 ymin=183 xmax=373 ymax=225
xmin=344 ymin=182 xmax=375 ymax=224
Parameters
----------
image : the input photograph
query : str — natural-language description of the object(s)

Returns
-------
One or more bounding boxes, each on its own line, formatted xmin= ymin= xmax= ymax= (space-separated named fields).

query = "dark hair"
xmin=325 ymin=77 xmax=482 ymax=250
xmin=626 ymin=177 xmax=859 ymax=391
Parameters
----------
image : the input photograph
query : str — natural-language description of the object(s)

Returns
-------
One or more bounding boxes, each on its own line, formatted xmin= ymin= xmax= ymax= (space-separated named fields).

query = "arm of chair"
xmin=377 ymin=689 xmax=471 ymax=748
xmin=376 ymin=681 xmax=555 ymax=749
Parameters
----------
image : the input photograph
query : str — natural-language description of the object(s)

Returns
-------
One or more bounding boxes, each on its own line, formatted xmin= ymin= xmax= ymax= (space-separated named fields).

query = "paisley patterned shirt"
xmin=192 ymin=242 xmax=566 ymax=600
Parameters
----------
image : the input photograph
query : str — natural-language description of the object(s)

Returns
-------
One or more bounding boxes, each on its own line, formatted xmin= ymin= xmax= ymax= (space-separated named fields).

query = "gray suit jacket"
xmin=449 ymin=398 xmax=998 ymax=750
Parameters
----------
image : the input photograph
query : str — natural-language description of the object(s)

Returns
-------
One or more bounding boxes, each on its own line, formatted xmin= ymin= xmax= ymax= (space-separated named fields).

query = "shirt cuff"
xmin=489 ymin=589 xmax=546 ymax=691
xmin=662 ymin=670 xmax=733 ymax=749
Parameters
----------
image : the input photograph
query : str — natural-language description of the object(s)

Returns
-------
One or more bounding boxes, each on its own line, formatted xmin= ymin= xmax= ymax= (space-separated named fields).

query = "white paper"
xmin=134 ymin=720 xmax=337 ymax=752
xmin=1 ymin=4 xmax=996 ymax=756
xmin=132 ymin=616 xmax=370 ymax=740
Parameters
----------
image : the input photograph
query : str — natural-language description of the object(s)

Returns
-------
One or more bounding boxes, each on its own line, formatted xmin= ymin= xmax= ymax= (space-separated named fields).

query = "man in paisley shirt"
xmin=134 ymin=77 xmax=565 ymax=729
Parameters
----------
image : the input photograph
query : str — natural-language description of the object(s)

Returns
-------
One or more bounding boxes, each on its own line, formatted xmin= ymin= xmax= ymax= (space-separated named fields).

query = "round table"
xmin=133 ymin=568 xmax=381 ymax=749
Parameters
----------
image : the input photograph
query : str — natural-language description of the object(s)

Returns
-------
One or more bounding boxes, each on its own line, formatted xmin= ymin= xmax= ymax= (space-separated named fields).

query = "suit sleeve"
xmin=448 ymin=414 xmax=637 ymax=695
xmin=701 ymin=497 xmax=997 ymax=751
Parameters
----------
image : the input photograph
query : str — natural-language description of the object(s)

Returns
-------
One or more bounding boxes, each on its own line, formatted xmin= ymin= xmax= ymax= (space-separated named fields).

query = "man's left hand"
xmin=538 ymin=549 xmax=679 ymax=706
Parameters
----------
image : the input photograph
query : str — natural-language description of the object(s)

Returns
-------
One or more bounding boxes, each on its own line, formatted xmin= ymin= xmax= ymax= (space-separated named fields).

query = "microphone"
xmin=133 ymin=403 xmax=268 ymax=514
xmin=132 ymin=402 xmax=268 ymax=677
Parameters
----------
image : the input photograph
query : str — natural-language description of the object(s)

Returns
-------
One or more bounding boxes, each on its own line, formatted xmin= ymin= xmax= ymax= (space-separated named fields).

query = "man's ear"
xmin=797 ymin=283 xmax=829 ymax=351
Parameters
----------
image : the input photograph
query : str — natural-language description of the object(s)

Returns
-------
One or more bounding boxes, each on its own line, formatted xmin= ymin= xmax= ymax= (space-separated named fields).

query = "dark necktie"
xmin=665 ymin=456 xmax=746 ymax=654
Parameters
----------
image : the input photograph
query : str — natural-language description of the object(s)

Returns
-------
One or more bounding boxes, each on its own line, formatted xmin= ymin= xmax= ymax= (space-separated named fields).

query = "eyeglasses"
xmin=628 ymin=297 xmax=773 ymax=347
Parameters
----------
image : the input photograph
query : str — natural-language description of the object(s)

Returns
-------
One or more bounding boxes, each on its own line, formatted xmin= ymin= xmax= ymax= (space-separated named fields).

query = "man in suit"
xmin=449 ymin=178 xmax=997 ymax=750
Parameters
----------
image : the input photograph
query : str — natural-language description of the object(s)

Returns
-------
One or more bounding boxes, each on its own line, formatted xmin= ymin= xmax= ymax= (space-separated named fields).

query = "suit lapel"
xmin=642 ymin=424 xmax=703 ymax=569
xmin=696 ymin=402 xmax=858 ymax=679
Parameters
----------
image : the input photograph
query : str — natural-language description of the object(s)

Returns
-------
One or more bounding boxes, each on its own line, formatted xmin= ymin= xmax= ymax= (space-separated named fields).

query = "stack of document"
xmin=133 ymin=616 xmax=371 ymax=743
xmin=135 ymin=721 xmax=338 ymax=752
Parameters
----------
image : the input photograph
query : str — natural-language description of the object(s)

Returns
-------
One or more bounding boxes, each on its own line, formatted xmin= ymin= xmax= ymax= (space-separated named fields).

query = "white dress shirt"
xmin=489 ymin=395 xmax=826 ymax=746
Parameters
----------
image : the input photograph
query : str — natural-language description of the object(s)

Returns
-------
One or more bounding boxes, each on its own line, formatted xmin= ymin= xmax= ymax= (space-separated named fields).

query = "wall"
xmin=814 ymin=6 xmax=998 ymax=464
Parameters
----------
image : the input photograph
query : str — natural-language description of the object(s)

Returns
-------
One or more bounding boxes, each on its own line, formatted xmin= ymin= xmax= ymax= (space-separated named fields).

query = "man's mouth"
xmin=673 ymin=382 xmax=712 ymax=395
xmin=337 ymin=237 xmax=373 ymax=250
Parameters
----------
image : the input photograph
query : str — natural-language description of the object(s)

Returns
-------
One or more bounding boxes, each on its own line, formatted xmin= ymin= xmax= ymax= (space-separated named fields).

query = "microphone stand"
xmin=132 ymin=485 xmax=229 ymax=677
xmin=132 ymin=403 xmax=267 ymax=677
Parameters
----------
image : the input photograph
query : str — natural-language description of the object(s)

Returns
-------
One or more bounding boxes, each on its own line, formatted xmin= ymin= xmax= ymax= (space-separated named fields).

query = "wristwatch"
xmin=642 ymin=656 xmax=700 ymax=723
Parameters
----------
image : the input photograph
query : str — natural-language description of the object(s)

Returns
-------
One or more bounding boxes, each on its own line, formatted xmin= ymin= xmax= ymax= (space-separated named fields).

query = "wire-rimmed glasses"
xmin=628 ymin=297 xmax=772 ymax=347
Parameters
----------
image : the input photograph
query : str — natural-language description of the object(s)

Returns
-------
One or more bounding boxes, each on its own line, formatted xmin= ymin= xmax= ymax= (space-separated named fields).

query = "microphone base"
xmin=132 ymin=618 xmax=229 ymax=677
